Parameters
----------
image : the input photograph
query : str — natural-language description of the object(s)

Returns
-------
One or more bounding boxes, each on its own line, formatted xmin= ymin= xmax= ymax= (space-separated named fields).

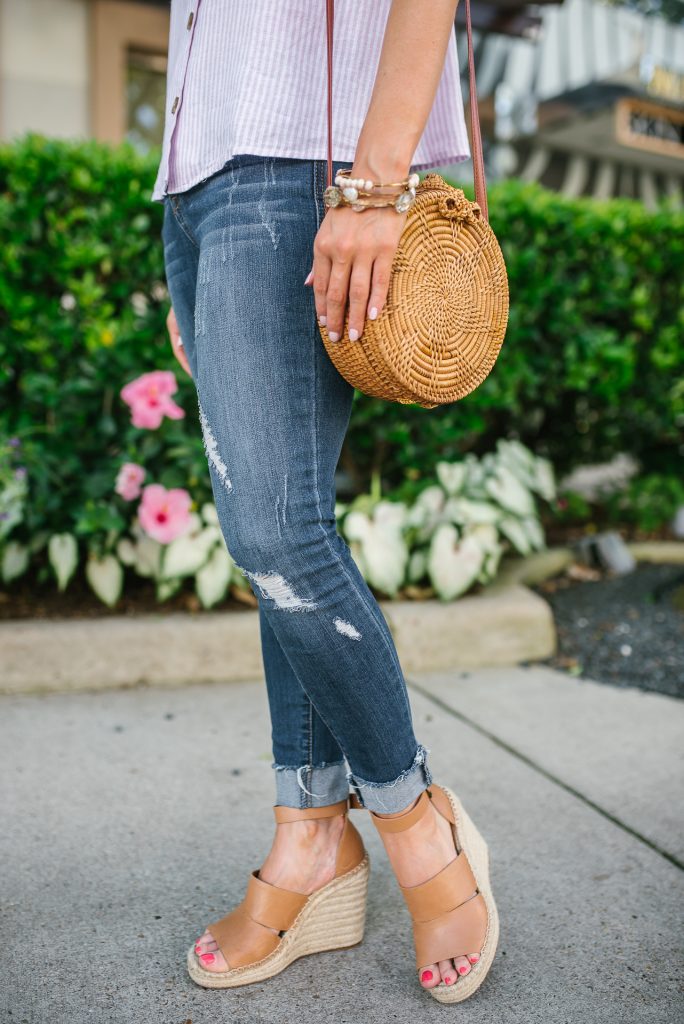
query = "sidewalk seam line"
xmin=407 ymin=677 xmax=684 ymax=873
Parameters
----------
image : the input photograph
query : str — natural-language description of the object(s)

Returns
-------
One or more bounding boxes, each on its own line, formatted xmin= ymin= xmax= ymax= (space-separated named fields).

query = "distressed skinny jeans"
xmin=162 ymin=154 xmax=431 ymax=812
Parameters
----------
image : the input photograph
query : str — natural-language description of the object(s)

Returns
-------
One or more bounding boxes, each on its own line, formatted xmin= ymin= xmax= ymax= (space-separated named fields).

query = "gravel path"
xmin=536 ymin=563 xmax=684 ymax=699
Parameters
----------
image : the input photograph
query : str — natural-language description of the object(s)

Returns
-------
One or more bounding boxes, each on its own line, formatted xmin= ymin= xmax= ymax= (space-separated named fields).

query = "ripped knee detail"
xmin=239 ymin=567 xmax=317 ymax=611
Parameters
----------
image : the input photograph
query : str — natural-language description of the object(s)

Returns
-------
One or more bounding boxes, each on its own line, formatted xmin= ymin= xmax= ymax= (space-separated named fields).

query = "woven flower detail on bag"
xmin=437 ymin=189 xmax=482 ymax=224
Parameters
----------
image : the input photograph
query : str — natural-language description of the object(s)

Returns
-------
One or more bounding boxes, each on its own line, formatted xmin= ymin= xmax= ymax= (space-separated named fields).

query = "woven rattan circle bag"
xmin=318 ymin=0 xmax=509 ymax=409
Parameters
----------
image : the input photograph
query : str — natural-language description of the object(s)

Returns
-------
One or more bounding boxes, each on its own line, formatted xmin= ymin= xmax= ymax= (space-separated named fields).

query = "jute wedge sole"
xmin=429 ymin=787 xmax=499 ymax=1004
xmin=187 ymin=853 xmax=370 ymax=989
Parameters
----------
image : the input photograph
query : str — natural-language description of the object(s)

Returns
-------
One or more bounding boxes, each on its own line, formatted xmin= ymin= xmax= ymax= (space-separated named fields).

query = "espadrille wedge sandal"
xmin=371 ymin=784 xmax=499 ymax=1004
xmin=187 ymin=798 xmax=369 ymax=989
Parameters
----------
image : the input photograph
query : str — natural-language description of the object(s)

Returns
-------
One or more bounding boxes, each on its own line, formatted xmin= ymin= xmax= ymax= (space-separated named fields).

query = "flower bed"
xmin=1 ymin=135 xmax=681 ymax=609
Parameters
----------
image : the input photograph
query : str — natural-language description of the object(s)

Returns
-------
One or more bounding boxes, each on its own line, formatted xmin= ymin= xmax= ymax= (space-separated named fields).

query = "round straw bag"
xmin=318 ymin=0 xmax=509 ymax=409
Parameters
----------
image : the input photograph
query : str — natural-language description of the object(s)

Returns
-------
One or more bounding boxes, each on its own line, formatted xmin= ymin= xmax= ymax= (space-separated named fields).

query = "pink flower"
xmin=120 ymin=370 xmax=185 ymax=429
xmin=115 ymin=462 xmax=146 ymax=501
xmin=137 ymin=484 xmax=192 ymax=544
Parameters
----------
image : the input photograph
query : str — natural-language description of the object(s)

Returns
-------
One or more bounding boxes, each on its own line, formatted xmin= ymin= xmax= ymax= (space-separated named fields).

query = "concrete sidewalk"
xmin=1 ymin=668 xmax=682 ymax=1024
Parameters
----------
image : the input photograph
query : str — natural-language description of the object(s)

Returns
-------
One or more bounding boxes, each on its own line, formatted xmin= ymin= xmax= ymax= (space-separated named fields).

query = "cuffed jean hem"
xmin=347 ymin=744 xmax=432 ymax=814
xmin=273 ymin=760 xmax=350 ymax=808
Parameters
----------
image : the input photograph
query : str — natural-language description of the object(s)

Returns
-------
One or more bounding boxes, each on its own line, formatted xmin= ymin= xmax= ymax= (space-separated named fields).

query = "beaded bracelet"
xmin=324 ymin=168 xmax=420 ymax=214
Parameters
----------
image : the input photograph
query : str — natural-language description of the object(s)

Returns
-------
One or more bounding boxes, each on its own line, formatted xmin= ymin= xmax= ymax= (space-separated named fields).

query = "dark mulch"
xmin=0 ymin=573 xmax=256 ymax=620
xmin=534 ymin=563 xmax=684 ymax=699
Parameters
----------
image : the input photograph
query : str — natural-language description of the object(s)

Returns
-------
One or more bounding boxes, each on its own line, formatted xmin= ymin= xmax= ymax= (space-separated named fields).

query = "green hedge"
xmin=1 ymin=134 xmax=682 ymax=546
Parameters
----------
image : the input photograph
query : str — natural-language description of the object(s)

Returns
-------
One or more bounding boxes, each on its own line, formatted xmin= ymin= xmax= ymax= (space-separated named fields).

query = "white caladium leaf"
xmin=406 ymin=485 xmax=447 ymax=541
xmin=201 ymin=502 xmax=219 ymax=526
xmin=163 ymin=528 xmax=218 ymax=579
xmin=195 ymin=545 xmax=233 ymax=608
xmin=463 ymin=453 xmax=487 ymax=492
xmin=428 ymin=523 xmax=484 ymax=601
xmin=467 ymin=524 xmax=503 ymax=583
xmin=359 ymin=528 xmax=408 ymax=597
xmin=86 ymin=553 xmax=123 ymax=607
xmin=522 ymin=516 xmax=546 ymax=551
xmin=200 ymin=525 xmax=224 ymax=547
xmin=485 ymin=466 xmax=536 ymax=517
xmin=162 ymin=535 xmax=208 ymax=579
xmin=532 ymin=456 xmax=556 ymax=502
xmin=467 ymin=523 xmax=501 ymax=554
xmin=374 ymin=500 xmax=408 ymax=531
xmin=444 ymin=497 xmax=501 ymax=526
xmin=498 ymin=517 xmax=533 ymax=556
xmin=436 ymin=461 xmax=466 ymax=496
xmin=2 ymin=541 xmax=29 ymax=583
xmin=496 ymin=439 xmax=536 ymax=475
xmin=495 ymin=441 xmax=556 ymax=503
xmin=134 ymin=535 xmax=163 ymax=578
xmin=48 ymin=533 xmax=79 ymax=591
xmin=116 ymin=538 xmax=137 ymax=566
xmin=186 ymin=512 xmax=203 ymax=535
xmin=404 ymin=502 xmax=429 ymax=530
xmin=345 ymin=501 xmax=409 ymax=595
xmin=415 ymin=485 xmax=446 ymax=515
xmin=343 ymin=510 xmax=373 ymax=544
xmin=407 ymin=547 xmax=428 ymax=583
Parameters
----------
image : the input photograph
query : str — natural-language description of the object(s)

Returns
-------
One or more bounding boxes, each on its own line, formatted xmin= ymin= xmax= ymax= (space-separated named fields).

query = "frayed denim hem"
xmin=347 ymin=744 xmax=432 ymax=813
xmin=273 ymin=759 xmax=350 ymax=809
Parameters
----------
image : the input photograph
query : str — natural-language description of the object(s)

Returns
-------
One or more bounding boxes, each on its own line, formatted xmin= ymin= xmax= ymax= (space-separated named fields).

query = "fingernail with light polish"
xmin=328 ymin=331 xmax=340 ymax=342
xmin=304 ymin=270 xmax=313 ymax=285
xmin=349 ymin=328 xmax=359 ymax=341
xmin=369 ymin=306 xmax=378 ymax=320
xmin=319 ymin=315 xmax=327 ymax=326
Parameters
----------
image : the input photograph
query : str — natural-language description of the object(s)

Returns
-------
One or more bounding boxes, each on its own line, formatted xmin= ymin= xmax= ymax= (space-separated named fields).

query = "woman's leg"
xmin=259 ymin=607 xmax=349 ymax=806
xmin=168 ymin=154 xmax=431 ymax=813
xmin=163 ymin=191 xmax=349 ymax=808
xmin=163 ymin=157 xmax=475 ymax=988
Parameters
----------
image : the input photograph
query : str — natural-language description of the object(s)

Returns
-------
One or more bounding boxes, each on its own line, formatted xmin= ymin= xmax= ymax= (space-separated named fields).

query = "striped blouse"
xmin=152 ymin=0 xmax=470 ymax=201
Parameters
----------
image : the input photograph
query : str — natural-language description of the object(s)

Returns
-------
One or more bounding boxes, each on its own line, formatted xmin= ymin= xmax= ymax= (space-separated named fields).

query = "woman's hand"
xmin=306 ymin=205 xmax=407 ymax=342
xmin=166 ymin=306 xmax=192 ymax=376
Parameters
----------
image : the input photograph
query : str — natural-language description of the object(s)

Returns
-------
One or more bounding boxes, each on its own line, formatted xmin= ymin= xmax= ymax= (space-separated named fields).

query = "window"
xmin=91 ymin=1 xmax=169 ymax=147
xmin=126 ymin=50 xmax=167 ymax=151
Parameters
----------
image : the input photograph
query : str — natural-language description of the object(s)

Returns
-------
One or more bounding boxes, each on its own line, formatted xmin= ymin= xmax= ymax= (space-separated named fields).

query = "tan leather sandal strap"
xmin=274 ymin=798 xmax=350 ymax=823
xmin=244 ymin=871 xmax=309 ymax=931
xmin=401 ymin=850 xmax=477 ymax=923
xmin=208 ymin=904 xmax=280 ymax=970
xmin=370 ymin=790 xmax=431 ymax=834
xmin=426 ymin=784 xmax=456 ymax=826
xmin=413 ymin=892 xmax=488 ymax=968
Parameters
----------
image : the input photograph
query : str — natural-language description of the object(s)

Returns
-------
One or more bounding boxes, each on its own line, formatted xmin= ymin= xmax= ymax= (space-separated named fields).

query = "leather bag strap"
xmin=324 ymin=0 xmax=488 ymax=221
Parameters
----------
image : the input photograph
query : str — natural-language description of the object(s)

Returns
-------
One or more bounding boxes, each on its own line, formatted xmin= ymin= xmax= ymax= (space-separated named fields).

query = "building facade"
xmin=0 ymin=0 xmax=682 ymax=206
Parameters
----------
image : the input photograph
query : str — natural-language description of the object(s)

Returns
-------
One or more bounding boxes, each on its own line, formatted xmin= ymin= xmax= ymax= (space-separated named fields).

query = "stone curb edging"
xmin=4 ymin=542 xmax=679 ymax=696
xmin=0 ymin=583 xmax=555 ymax=696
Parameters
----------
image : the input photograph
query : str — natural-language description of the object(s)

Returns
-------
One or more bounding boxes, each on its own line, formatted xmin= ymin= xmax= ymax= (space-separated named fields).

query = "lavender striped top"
xmin=152 ymin=0 xmax=470 ymax=202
